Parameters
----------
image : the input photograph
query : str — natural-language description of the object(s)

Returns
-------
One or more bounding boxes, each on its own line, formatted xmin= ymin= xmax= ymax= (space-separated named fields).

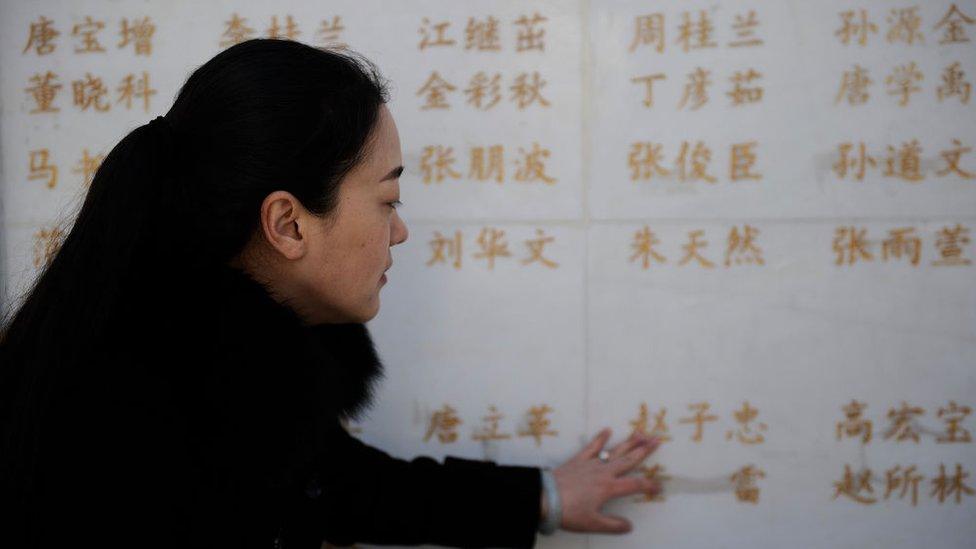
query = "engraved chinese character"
xmin=28 ymin=149 xmax=58 ymax=189
xmin=886 ymin=62 xmax=923 ymax=106
xmin=474 ymin=227 xmax=512 ymax=269
xmin=630 ymin=402 xmax=670 ymax=439
xmin=938 ymin=62 xmax=972 ymax=104
xmin=629 ymin=143 xmax=670 ymax=181
xmin=936 ymin=401 xmax=972 ymax=443
xmin=836 ymin=10 xmax=877 ymax=46
xmin=521 ymin=229 xmax=558 ymax=268
xmin=630 ymin=226 xmax=667 ymax=269
xmin=472 ymin=405 xmax=512 ymax=441
xmin=883 ymin=140 xmax=924 ymax=181
xmin=881 ymin=227 xmax=921 ymax=265
xmin=465 ymin=72 xmax=502 ymax=110
xmin=514 ymin=13 xmax=547 ymax=52
xmin=518 ymin=404 xmax=558 ymax=446
xmin=726 ymin=401 xmax=767 ymax=444
xmin=25 ymin=71 xmax=62 ymax=113
xmin=73 ymin=16 xmax=106 ymax=53
xmin=469 ymin=144 xmax=504 ymax=182
xmin=465 ymin=16 xmax=501 ymax=51
xmin=427 ymin=230 xmax=463 ymax=269
xmin=678 ymin=67 xmax=710 ymax=110
xmin=886 ymin=7 xmax=924 ymax=45
xmin=730 ymin=142 xmax=761 ymax=181
xmin=424 ymin=404 xmax=462 ymax=443
xmin=631 ymin=73 xmax=666 ymax=108
xmin=73 ymin=149 xmax=105 ymax=188
xmin=419 ymin=18 xmax=455 ymax=49
xmin=636 ymin=464 xmax=669 ymax=502
xmin=727 ymin=69 xmax=763 ymax=106
xmin=938 ymin=139 xmax=975 ymax=179
xmin=220 ymin=13 xmax=255 ymax=47
xmin=510 ymin=72 xmax=550 ymax=109
xmin=418 ymin=17 xmax=455 ymax=50
xmin=266 ymin=15 xmax=300 ymax=40
xmin=678 ymin=231 xmax=715 ymax=269
xmin=316 ymin=16 xmax=347 ymax=49
xmin=884 ymin=402 xmax=924 ymax=443
xmin=884 ymin=465 xmax=923 ymax=506
xmin=932 ymin=224 xmax=972 ymax=266
xmin=514 ymin=143 xmax=556 ymax=184
xmin=725 ymin=225 xmax=764 ymax=266
xmin=676 ymin=10 xmax=717 ymax=52
xmin=420 ymin=145 xmax=461 ymax=183
xmin=837 ymin=400 xmax=872 ymax=444
xmin=836 ymin=65 xmax=872 ymax=105
xmin=23 ymin=16 xmax=59 ymax=55
xmin=833 ymin=464 xmax=876 ymax=504
xmin=72 ymin=73 xmax=111 ymax=112
xmin=675 ymin=141 xmax=716 ymax=183
xmin=731 ymin=465 xmax=765 ymax=503
xmin=679 ymin=402 xmax=717 ymax=441
xmin=33 ymin=225 xmax=65 ymax=268
xmin=116 ymin=71 xmax=157 ymax=112
xmin=118 ymin=17 xmax=155 ymax=55
xmin=729 ymin=11 xmax=763 ymax=47
xmin=934 ymin=4 xmax=974 ymax=45
xmin=833 ymin=226 xmax=873 ymax=265
xmin=930 ymin=463 xmax=975 ymax=504
xmin=629 ymin=14 xmax=665 ymax=53
xmin=417 ymin=71 xmax=456 ymax=110
xmin=834 ymin=142 xmax=876 ymax=180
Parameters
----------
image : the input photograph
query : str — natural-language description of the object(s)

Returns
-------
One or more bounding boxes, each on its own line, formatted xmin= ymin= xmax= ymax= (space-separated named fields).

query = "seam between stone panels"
xmin=580 ymin=6 xmax=594 ymax=549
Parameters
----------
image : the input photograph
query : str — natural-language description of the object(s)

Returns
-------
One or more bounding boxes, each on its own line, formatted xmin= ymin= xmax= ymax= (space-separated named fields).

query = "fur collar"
xmin=148 ymin=262 xmax=389 ymax=488
xmin=202 ymin=262 xmax=386 ymax=424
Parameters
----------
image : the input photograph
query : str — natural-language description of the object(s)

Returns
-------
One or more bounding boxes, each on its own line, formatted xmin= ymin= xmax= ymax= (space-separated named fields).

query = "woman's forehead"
xmin=370 ymin=108 xmax=402 ymax=163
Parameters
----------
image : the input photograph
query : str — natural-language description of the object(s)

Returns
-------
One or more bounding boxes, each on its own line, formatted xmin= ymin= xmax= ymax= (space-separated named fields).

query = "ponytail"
xmin=0 ymin=114 xmax=183 ymax=512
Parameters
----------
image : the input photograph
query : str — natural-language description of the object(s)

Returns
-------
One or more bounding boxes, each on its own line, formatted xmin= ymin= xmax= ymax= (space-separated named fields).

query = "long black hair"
xmin=0 ymin=38 xmax=389 ymax=511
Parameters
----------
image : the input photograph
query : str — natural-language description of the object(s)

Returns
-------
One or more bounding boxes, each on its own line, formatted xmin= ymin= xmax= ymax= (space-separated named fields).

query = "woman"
xmin=0 ymin=39 xmax=662 ymax=548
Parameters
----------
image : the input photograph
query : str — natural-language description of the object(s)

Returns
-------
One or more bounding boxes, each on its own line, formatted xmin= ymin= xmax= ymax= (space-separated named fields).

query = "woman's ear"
xmin=259 ymin=190 xmax=307 ymax=261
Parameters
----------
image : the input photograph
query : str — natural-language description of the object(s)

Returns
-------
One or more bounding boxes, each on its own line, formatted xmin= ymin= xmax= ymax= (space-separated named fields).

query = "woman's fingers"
xmin=609 ymin=431 xmax=659 ymax=463
xmin=578 ymin=428 xmax=612 ymax=461
xmin=593 ymin=513 xmax=633 ymax=534
xmin=610 ymin=438 xmax=660 ymax=474
xmin=607 ymin=475 xmax=662 ymax=499
xmin=579 ymin=427 xmax=657 ymax=464
xmin=605 ymin=430 xmax=644 ymax=460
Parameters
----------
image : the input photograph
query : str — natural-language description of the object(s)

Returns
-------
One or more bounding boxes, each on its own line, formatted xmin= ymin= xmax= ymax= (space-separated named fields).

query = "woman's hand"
xmin=550 ymin=428 xmax=662 ymax=534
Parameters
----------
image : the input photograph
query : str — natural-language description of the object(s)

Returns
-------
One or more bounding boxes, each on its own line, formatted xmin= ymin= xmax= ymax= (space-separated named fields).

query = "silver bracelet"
xmin=538 ymin=467 xmax=561 ymax=535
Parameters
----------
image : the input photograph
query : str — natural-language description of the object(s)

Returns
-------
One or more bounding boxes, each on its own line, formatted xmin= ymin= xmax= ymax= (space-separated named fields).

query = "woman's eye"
xmin=388 ymin=200 xmax=402 ymax=210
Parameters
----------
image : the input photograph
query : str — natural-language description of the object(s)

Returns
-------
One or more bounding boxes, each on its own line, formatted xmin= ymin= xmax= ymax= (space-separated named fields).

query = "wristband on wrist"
xmin=538 ymin=467 xmax=561 ymax=535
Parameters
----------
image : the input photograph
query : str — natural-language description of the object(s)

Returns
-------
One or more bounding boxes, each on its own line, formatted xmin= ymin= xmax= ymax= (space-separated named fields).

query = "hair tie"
xmin=146 ymin=115 xmax=177 ymax=151
xmin=147 ymin=115 xmax=174 ymax=137
xmin=145 ymin=115 xmax=179 ymax=178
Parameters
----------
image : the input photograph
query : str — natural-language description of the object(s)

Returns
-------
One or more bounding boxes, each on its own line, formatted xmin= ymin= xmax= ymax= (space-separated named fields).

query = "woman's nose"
xmin=392 ymin=213 xmax=408 ymax=245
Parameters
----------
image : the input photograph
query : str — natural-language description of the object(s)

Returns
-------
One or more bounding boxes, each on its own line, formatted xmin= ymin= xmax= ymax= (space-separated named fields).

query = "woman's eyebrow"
xmin=380 ymin=165 xmax=404 ymax=182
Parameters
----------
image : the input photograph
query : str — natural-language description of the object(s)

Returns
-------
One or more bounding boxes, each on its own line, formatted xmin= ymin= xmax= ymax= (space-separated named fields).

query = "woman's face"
xmin=249 ymin=104 xmax=408 ymax=325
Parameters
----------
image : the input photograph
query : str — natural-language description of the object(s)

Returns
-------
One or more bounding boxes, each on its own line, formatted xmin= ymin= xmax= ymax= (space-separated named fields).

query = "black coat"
xmin=21 ymin=263 xmax=543 ymax=548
